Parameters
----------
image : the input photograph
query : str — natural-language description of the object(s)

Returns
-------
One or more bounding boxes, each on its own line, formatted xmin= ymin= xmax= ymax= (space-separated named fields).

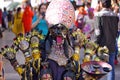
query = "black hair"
xmin=101 ymin=0 xmax=111 ymax=8
xmin=25 ymin=0 xmax=32 ymax=9
xmin=4 ymin=7 xmax=6 ymax=11
xmin=17 ymin=7 xmax=21 ymax=12
xmin=61 ymin=70 xmax=76 ymax=80
xmin=38 ymin=3 xmax=47 ymax=12
xmin=39 ymin=66 xmax=53 ymax=79
xmin=16 ymin=7 xmax=21 ymax=18
xmin=85 ymin=2 xmax=91 ymax=6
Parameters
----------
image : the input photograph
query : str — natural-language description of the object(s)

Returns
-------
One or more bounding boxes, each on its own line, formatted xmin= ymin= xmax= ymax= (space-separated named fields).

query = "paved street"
xmin=0 ymin=30 xmax=120 ymax=80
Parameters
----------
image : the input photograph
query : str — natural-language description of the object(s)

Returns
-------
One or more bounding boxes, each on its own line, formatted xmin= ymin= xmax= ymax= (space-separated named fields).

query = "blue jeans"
xmin=107 ymin=52 xmax=115 ymax=80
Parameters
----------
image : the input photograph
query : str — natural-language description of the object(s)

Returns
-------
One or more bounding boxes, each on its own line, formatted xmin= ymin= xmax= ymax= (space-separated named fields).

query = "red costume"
xmin=22 ymin=6 xmax=34 ymax=33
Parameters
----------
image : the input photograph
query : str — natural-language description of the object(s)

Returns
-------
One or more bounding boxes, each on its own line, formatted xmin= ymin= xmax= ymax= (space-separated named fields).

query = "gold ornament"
xmin=98 ymin=46 xmax=109 ymax=54
xmin=16 ymin=66 xmax=24 ymax=75
xmin=94 ymin=57 xmax=101 ymax=61
xmin=72 ymin=29 xmax=88 ymax=47
xmin=72 ymin=53 xmax=80 ymax=61
xmin=32 ymin=49 xmax=41 ymax=72
xmin=83 ymin=54 xmax=91 ymax=62
xmin=32 ymin=49 xmax=41 ymax=60
xmin=24 ymin=52 xmax=32 ymax=63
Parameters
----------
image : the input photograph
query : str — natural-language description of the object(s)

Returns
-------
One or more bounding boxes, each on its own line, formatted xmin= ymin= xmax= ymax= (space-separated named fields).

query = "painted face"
xmin=64 ymin=77 xmax=72 ymax=80
xmin=50 ymin=24 xmax=67 ymax=36
xmin=41 ymin=74 xmax=52 ymax=80
xmin=50 ymin=24 xmax=68 ymax=45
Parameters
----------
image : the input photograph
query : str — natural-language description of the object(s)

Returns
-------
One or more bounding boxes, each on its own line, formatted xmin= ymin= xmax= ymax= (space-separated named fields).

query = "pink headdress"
xmin=45 ymin=0 xmax=75 ymax=29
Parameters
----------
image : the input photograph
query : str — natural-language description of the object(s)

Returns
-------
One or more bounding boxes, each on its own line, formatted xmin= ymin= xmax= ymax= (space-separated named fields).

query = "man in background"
xmin=94 ymin=0 xmax=119 ymax=80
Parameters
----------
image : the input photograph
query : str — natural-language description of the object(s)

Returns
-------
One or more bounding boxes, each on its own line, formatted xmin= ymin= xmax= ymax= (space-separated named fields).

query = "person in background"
xmin=94 ymin=0 xmax=119 ymax=80
xmin=85 ymin=2 xmax=91 ymax=12
xmin=32 ymin=3 xmax=49 ymax=61
xmin=7 ymin=10 xmax=13 ymax=31
xmin=32 ymin=3 xmax=48 ymax=36
xmin=75 ymin=6 xmax=87 ymax=31
xmin=12 ymin=7 xmax=24 ymax=36
xmin=2 ymin=7 xmax=8 ymax=30
xmin=113 ymin=3 xmax=120 ymax=65
xmin=22 ymin=1 xmax=34 ymax=33
xmin=12 ymin=8 xmax=16 ymax=16
xmin=94 ymin=1 xmax=102 ymax=15
xmin=83 ymin=8 xmax=95 ymax=40
xmin=0 ymin=9 xmax=2 ymax=38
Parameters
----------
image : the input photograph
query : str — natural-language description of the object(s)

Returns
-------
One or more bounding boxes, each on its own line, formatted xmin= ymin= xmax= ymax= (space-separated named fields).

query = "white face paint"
xmin=41 ymin=74 xmax=52 ymax=80
xmin=64 ymin=77 xmax=72 ymax=80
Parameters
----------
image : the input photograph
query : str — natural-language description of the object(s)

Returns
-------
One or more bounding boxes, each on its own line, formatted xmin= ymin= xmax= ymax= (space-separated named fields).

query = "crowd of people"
xmin=0 ymin=0 xmax=120 ymax=80
xmin=0 ymin=0 xmax=119 ymax=39
xmin=0 ymin=1 xmax=49 ymax=37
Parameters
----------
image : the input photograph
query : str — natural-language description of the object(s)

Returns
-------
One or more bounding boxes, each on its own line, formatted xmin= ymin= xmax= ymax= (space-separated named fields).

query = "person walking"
xmin=94 ymin=0 xmax=119 ymax=80
xmin=12 ymin=7 xmax=24 ymax=36
xmin=22 ymin=1 xmax=34 ymax=33
xmin=0 ymin=9 xmax=3 ymax=38
xmin=7 ymin=10 xmax=13 ymax=31
xmin=2 ymin=7 xmax=8 ymax=30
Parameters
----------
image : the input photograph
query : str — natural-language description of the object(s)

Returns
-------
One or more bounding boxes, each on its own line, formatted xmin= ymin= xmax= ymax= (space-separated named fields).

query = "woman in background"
xmin=32 ymin=3 xmax=48 ymax=36
xmin=22 ymin=1 xmax=34 ymax=33
xmin=32 ymin=3 xmax=49 ymax=62
xmin=12 ymin=7 xmax=24 ymax=36
xmin=7 ymin=10 xmax=13 ymax=31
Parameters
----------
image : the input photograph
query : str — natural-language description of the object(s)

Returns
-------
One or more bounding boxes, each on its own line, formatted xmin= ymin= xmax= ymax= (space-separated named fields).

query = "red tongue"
xmin=56 ymin=36 xmax=62 ymax=44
